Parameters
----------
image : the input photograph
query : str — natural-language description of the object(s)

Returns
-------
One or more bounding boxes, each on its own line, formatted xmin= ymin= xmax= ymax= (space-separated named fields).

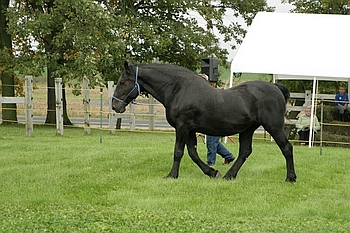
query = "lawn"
xmin=1 ymin=124 xmax=349 ymax=232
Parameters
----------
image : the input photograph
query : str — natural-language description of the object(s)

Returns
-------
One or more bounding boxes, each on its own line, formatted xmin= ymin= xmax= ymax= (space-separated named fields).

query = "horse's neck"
xmin=139 ymin=76 xmax=169 ymax=105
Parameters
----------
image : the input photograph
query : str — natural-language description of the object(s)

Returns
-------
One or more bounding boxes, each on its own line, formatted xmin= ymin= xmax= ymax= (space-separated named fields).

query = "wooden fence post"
xmin=83 ymin=78 xmax=91 ymax=135
xmin=149 ymin=96 xmax=155 ymax=130
xmin=305 ymin=90 xmax=311 ymax=106
xmin=55 ymin=78 xmax=63 ymax=135
xmin=129 ymin=102 xmax=135 ymax=131
xmin=108 ymin=81 xmax=116 ymax=134
xmin=25 ymin=76 xmax=33 ymax=136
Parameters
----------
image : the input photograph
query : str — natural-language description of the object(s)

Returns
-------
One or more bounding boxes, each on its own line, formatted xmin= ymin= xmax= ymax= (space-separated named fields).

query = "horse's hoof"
xmin=164 ymin=174 xmax=178 ymax=179
xmin=209 ymin=170 xmax=221 ymax=178
xmin=285 ymin=177 xmax=296 ymax=182
xmin=223 ymin=174 xmax=236 ymax=180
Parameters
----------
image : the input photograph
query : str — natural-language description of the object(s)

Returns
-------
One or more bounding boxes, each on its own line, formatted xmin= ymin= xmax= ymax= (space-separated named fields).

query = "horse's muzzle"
xmin=112 ymin=102 xmax=126 ymax=113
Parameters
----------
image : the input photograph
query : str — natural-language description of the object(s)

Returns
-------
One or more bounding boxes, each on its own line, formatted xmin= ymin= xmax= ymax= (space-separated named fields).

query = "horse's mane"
xmin=141 ymin=63 xmax=195 ymax=75
xmin=140 ymin=63 xmax=203 ymax=83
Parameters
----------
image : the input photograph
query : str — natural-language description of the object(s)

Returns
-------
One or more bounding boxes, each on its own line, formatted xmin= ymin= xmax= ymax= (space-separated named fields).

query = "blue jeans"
xmin=336 ymin=105 xmax=350 ymax=115
xmin=336 ymin=105 xmax=350 ymax=121
xmin=206 ymin=135 xmax=234 ymax=166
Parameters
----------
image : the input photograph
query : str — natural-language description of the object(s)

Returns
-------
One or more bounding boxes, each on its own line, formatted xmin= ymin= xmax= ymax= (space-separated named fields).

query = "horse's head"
xmin=112 ymin=60 xmax=140 ymax=113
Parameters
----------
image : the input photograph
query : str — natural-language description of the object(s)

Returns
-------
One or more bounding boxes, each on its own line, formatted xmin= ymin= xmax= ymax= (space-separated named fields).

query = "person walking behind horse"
xmin=295 ymin=106 xmax=320 ymax=145
xmin=198 ymin=73 xmax=235 ymax=165
xmin=335 ymin=85 xmax=350 ymax=122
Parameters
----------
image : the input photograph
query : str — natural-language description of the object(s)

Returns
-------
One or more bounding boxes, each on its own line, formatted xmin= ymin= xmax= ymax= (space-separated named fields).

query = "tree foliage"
xmin=7 ymin=0 xmax=123 ymax=87
xmin=5 ymin=0 xmax=270 ymax=123
xmin=283 ymin=0 xmax=350 ymax=14
xmin=104 ymin=0 xmax=272 ymax=71
xmin=6 ymin=0 xmax=271 ymax=84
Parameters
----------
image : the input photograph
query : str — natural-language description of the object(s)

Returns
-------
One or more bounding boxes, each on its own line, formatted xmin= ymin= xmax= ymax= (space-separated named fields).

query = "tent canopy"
xmin=230 ymin=12 xmax=350 ymax=81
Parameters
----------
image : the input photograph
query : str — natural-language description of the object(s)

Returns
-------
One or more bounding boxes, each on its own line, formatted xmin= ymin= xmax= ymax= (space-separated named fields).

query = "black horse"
xmin=112 ymin=60 xmax=297 ymax=182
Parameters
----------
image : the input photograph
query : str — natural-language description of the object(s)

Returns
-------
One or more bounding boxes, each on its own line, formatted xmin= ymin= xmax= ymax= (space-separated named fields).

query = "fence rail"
xmin=2 ymin=79 xmax=350 ymax=147
xmin=0 ymin=76 xmax=33 ymax=136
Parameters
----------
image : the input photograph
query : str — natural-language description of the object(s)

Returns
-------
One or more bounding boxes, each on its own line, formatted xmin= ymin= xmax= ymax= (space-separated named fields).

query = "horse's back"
xmin=231 ymin=81 xmax=287 ymax=106
xmin=241 ymin=81 xmax=288 ymax=127
xmin=229 ymin=81 xmax=287 ymax=120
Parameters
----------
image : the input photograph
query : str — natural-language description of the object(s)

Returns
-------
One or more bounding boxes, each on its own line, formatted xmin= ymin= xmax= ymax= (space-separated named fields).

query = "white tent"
xmin=230 ymin=12 xmax=350 ymax=81
xmin=230 ymin=12 xmax=350 ymax=147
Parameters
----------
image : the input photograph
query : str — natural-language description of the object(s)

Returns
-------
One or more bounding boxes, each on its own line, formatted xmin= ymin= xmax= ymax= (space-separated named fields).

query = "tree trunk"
xmin=0 ymin=0 xmax=17 ymax=124
xmin=44 ymin=39 xmax=72 ymax=126
xmin=44 ymin=68 xmax=72 ymax=125
xmin=45 ymin=66 xmax=56 ymax=124
xmin=62 ymin=85 xmax=72 ymax=125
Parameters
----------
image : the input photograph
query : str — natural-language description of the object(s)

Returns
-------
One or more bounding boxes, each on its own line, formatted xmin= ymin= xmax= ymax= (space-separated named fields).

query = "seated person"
xmin=335 ymin=86 xmax=350 ymax=122
xmin=295 ymin=106 xmax=320 ymax=145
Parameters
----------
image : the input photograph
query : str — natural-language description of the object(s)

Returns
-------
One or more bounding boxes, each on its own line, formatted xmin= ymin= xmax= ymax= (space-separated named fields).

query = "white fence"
xmin=5 ymin=78 xmax=334 ymax=136
xmin=104 ymin=81 xmax=164 ymax=133
xmin=55 ymin=78 xmax=64 ymax=135
xmin=0 ymin=76 xmax=33 ymax=136
xmin=53 ymin=79 xmax=166 ymax=135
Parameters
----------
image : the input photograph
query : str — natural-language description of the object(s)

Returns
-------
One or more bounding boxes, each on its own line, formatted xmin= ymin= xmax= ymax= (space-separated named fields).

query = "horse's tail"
xmin=274 ymin=83 xmax=290 ymax=103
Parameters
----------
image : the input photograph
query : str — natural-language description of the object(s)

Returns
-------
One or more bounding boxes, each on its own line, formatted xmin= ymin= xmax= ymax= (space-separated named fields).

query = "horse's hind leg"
xmin=223 ymin=128 xmax=255 ymax=180
xmin=186 ymin=131 xmax=219 ymax=178
xmin=269 ymin=129 xmax=297 ymax=182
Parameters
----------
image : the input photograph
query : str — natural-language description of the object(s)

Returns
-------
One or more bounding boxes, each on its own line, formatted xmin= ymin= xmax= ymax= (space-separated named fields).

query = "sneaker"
xmin=223 ymin=157 xmax=235 ymax=164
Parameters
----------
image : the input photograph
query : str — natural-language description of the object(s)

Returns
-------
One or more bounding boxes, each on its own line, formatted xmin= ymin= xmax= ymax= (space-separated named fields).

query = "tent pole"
xmin=308 ymin=77 xmax=317 ymax=148
xmin=320 ymin=101 xmax=323 ymax=156
xmin=229 ymin=60 xmax=233 ymax=88
xmin=273 ymin=74 xmax=276 ymax=83
xmin=348 ymin=78 xmax=350 ymax=97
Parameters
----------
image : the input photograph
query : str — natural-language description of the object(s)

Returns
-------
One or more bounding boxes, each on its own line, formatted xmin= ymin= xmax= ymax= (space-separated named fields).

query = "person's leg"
xmin=298 ymin=130 xmax=308 ymax=141
xmin=336 ymin=106 xmax=345 ymax=121
xmin=346 ymin=107 xmax=350 ymax=121
xmin=216 ymin=142 xmax=234 ymax=159
xmin=304 ymin=130 xmax=310 ymax=141
xmin=216 ymin=139 xmax=235 ymax=164
xmin=206 ymin=135 xmax=219 ymax=166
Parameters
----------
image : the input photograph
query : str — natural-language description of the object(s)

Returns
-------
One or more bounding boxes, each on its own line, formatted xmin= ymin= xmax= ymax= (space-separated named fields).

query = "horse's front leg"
xmin=186 ymin=131 xmax=220 ymax=178
xmin=223 ymin=129 xmax=254 ymax=180
xmin=165 ymin=127 xmax=188 ymax=179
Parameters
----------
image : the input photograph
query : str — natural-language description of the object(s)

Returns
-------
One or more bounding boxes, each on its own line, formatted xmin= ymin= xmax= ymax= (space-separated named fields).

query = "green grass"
xmin=1 ymin=125 xmax=350 ymax=232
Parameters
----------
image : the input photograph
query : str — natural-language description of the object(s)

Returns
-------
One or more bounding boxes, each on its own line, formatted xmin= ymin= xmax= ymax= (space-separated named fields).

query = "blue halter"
xmin=112 ymin=66 xmax=140 ymax=105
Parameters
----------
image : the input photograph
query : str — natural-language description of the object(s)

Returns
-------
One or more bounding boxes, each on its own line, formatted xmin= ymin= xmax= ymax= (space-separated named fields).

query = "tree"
xmin=283 ymin=0 xmax=350 ymax=14
xmin=0 ymin=0 xmax=17 ymax=124
xmin=7 ymin=0 xmax=124 ymax=124
xmin=6 ymin=0 xmax=270 ymax=124
xmin=103 ymin=0 xmax=272 ymax=70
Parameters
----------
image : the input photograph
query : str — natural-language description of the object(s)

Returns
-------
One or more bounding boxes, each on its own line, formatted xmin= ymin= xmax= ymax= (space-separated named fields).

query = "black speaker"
xmin=201 ymin=57 xmax=218 ymax=82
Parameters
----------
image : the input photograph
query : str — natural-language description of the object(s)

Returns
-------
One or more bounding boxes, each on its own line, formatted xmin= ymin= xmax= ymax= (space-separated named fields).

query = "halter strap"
xmin=112 ymin=66 xmax=140 ymax=105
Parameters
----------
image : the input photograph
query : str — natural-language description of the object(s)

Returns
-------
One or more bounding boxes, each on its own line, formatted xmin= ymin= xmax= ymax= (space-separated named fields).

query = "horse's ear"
xmin=124 ymin=60 xmax=129 ymax=70
xmin=124 ymin=60 xmax=135 ymax=73
xmin=128 ymin=59 xmax=135 ymax=66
